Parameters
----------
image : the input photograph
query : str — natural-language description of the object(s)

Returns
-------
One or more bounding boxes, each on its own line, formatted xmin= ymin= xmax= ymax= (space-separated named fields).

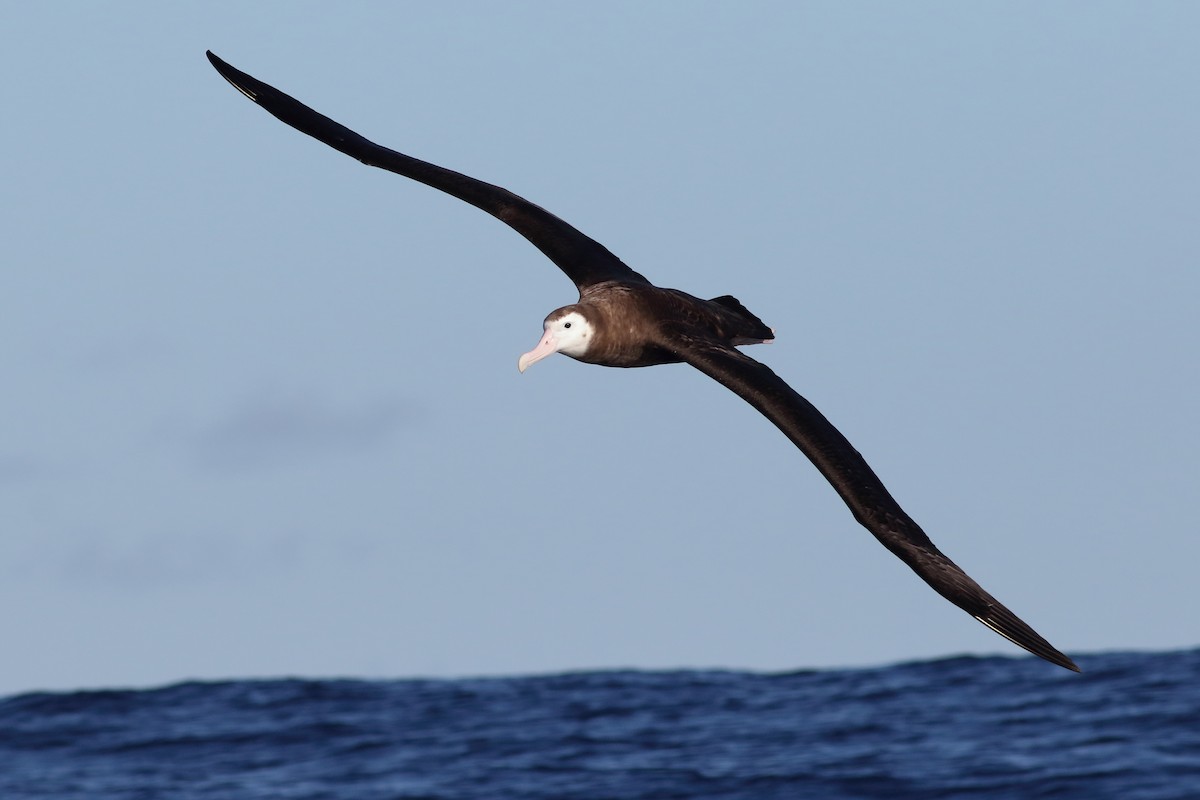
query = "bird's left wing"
xmin=662 ymin=330 xmax=1079 ymax=671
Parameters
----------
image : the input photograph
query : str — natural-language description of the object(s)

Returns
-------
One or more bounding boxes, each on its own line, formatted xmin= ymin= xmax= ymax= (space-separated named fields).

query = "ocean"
xmin=1 ymin=649 xmax=1196 ymax=799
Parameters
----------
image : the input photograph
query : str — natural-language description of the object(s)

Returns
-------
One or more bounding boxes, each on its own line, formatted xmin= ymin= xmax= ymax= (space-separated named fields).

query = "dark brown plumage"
xmin=206 ymin=50 xmax=1078 ymax=672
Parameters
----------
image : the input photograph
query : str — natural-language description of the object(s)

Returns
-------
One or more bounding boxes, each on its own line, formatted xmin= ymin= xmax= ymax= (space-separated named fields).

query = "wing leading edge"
xmin=665 ymin=331 xmax=1079 ymax=672
xmin=206 ymin=51 xmax=645 ymax=291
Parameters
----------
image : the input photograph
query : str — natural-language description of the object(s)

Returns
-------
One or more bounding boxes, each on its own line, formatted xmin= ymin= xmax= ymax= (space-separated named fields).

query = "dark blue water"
xmin=1 ymin=650 xmax=1196 ymax=799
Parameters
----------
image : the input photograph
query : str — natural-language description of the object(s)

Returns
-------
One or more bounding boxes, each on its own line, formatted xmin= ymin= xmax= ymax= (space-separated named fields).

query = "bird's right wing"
xmin=206 ymin=51 xmax=647 ymax=292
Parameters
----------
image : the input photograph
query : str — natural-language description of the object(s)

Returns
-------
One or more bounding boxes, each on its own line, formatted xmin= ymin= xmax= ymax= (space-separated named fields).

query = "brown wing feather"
xmin=664 ymin=331 xmax=1079 ymax=671
xmin=206 ymin=51 xmax=645 ymax=291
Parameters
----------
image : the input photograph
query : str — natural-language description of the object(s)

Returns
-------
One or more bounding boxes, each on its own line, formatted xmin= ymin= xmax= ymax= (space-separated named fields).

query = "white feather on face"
xmin=517 ymin=308 xmax=593 ymax=372
xmin=546 ymin=310 xmax=592 ymax=358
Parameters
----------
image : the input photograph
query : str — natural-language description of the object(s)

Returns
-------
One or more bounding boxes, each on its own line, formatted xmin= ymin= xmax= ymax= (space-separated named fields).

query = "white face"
xmin=517 ymin=309 xmax=593 ymax=372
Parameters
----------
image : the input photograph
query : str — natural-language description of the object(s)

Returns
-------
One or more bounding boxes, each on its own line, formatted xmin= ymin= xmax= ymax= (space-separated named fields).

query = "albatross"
xmin=206 ymin=51 xmax=1078 ymax=672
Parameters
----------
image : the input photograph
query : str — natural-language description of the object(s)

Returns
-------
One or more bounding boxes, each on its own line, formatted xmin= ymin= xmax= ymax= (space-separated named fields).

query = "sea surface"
xmin=1 ymin=649 xmax=1196 ymax=799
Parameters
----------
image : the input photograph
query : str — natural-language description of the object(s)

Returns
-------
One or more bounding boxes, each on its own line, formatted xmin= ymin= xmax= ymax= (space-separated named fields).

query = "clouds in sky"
xmin=0 ymin=454 xmax=45 ymax=485
xmin=2 ymin=2 xmax=1198 ymax=695
xmin=185 ymin=391 xmax=412 ymax=472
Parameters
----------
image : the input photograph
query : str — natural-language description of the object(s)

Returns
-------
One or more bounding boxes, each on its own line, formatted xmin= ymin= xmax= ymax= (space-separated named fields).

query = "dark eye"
xmin=563 ymin=322 xmax=572 ymax=329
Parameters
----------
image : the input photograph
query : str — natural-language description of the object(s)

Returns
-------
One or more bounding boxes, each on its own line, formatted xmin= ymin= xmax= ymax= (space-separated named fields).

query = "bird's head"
xmin=518 ymin=306 xmax=593 ymax=372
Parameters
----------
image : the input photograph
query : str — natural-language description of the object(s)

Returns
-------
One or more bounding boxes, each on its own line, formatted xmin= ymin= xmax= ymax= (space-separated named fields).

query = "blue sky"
xmin=2 ymin=2 xmax=1197 ymax=695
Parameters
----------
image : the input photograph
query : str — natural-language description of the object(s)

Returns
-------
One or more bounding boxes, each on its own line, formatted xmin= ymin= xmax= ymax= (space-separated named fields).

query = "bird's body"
xmin=539 ymin=286 xmax=775 ymax=370
xmin=207 ymin=51 xmax=1078 ymax=672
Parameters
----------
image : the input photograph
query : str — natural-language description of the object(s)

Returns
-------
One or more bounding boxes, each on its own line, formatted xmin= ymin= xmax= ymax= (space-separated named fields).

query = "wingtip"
xmin=1053 ymin=649 xmax=1082 ymax=673
xmin=205 ymin=50 xmax=261 ymax=103
xmin=974 ymin=612 xmax=1080 ymax=673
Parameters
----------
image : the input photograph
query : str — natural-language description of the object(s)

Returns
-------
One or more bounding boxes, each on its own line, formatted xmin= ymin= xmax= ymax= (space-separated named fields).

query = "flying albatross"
xmin=206 ymin=51 xmax=1078 ymax=672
